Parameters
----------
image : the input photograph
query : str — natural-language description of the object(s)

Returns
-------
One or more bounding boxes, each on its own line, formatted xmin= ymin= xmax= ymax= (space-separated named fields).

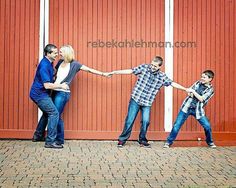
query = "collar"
xmin=44 ymin=56 xmax=53 ymax=64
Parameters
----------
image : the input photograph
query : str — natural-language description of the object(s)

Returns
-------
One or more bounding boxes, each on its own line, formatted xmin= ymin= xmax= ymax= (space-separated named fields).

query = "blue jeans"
xmin=34 ymin=97 xmax=59 ymax=144
xmin=52 ymin=91 xmax=70 ymax=144
xmin=166 ymin=108 xmax=214 ymax=145
xmin=118 ymin=98 xmax=151 ymax=143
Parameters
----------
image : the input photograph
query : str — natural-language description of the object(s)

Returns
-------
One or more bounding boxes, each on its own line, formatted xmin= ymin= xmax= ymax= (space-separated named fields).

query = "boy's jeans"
xmin=52 ymin=91 xmax=70 ymax=144
xmin=166 ymin=108 xmax=214 ymax=145
xmin=118 ymin=98 xmax=151 ymax=143
xmin=34 ymin=97 xmax=59 ymax=144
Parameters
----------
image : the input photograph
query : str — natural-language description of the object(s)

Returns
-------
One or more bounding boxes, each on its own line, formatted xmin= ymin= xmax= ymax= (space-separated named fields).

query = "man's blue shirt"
xmin=30 ymin=57 xmax=54 ymax=103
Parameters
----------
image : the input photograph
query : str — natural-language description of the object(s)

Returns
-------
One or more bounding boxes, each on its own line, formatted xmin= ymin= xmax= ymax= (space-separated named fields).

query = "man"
xmin=110 ymin=56 xmax=187 ymax=148
xmin=30 ymin=44 xmax=68 ymax=149
xmin=163 ymin=70 xmax=216 ymax=148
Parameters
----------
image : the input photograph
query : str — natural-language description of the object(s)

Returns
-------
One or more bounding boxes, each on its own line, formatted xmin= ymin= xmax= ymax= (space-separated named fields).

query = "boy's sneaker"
xmin=209 ymin=143 xmax=217 ymax=148
xmin=138 ymin=141 xmax=151 ymax=148
xmin=117 ymin=140 xmax=125 ymax=148
xmin=163 ymin=142 xmax=170 ymax=148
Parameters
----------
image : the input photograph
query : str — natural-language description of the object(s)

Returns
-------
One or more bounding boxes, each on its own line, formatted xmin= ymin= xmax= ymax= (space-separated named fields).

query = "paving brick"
xmin=0 ymin=140 xmax=235 ymax=187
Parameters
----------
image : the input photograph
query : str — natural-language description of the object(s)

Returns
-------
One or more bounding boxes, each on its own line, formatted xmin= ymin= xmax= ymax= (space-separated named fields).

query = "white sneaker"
xmin=209 ymin=143 xmax=217 ymax=148
xmin=163 ymin=143 xmax=170 ymax=148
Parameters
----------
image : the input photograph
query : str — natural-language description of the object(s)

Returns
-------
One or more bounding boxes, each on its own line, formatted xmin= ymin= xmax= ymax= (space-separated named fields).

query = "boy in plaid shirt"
xmin=164 ymin=70 xmax=216 ymax=148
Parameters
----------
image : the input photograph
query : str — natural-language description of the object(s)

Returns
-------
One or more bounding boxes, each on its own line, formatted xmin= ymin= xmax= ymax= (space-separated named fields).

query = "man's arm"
xmin=111 ymin=69 xmax=133 ymax=75
xmin=171 ymin=82 xmax=187 ymax=91
xmin=44 ymin=82 xmax=69 ymax=90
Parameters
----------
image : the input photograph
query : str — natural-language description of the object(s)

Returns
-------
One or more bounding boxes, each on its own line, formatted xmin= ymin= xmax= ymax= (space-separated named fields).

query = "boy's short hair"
xmin=203 ymin=70 xmax=214 ymax=79
xmin=153 ymin=56 xmax=163 ymax=66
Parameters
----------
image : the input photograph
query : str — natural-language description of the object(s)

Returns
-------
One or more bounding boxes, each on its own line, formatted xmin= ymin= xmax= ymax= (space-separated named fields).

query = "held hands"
xmin=102 ymin=71 xmax=115 ymax=78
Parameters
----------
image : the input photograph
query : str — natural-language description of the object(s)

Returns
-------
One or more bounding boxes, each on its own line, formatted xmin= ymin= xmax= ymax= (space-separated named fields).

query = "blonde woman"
xmin=36 ymin=45 xmax=108 ymax=147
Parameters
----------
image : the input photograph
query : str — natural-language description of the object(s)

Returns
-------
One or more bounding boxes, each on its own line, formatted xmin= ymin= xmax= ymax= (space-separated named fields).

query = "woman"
xmin=52 ymin=45 xmax=107 ymax=146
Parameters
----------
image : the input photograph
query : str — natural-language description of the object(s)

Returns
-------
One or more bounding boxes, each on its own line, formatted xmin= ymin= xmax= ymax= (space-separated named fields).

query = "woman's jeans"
xmin=52 ymin=91 xmax=70 ymax=144
xmin=166 ymin=108 xmax=214 ymax=145
xmin=118 ymin=98 xmax=151 ymax=143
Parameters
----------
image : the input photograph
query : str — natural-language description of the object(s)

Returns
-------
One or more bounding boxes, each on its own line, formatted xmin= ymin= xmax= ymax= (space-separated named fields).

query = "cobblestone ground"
xmin=0 ymin=140 xmax=235 ymax=188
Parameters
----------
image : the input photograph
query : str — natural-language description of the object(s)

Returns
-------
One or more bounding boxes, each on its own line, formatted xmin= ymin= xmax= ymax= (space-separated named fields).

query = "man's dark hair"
xmin=203 ymin=70 xmax=214 ymax=79
xmin=153 ymin=56 xmax=163 ymax=66
xmin=44 ymin=44 xmax=57 ymax=56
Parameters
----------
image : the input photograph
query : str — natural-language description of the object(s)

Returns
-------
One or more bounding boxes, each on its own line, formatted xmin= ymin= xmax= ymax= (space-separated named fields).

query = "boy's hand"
xmin=188 ymin=92 xmax=194 ymax=97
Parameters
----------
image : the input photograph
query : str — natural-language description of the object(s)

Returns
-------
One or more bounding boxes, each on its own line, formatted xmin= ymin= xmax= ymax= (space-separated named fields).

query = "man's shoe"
xmin=163 ymin=142 xmax=170 ymax=148
xmin=117 ymin=140 xmax=125 ymax=148
xmin=138 ymin=141 xmax=151 ymax=148
xmin=209 ymin=143 xmax=217 ymax=148
xmin=32 ymin=135 xmax=45 ymax=142
xmin=44 ymin=142 xmax=63 ymax=149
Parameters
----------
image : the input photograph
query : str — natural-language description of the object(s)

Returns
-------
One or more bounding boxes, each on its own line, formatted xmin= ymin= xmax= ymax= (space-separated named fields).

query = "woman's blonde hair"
xmin=60 ymin=45 xmax=75 ymax=62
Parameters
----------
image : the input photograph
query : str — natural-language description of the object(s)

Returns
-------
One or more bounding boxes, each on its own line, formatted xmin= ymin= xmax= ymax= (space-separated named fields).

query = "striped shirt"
xmin=181 ymin=80 xmax=214 ymax=119
xmin=131 ymin=64 xmax=172 ymax=106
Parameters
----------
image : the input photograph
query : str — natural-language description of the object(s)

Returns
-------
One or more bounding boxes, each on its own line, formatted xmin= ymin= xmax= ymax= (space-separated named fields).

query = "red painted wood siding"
xmin=173 ymin=0 xmax=236 ymax=140
xmin=49 ymin=0 xmax=165 ymax=139
xmin=0 ymin=0 xmax=235 ymax=141
xmin=0 ymin=0 xmax=40 ymax=138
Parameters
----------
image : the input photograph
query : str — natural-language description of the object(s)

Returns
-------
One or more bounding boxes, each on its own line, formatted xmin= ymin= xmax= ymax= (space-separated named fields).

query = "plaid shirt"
xmin=131 ymin=64 xmax=172 ymax=106
xmin=181 ymin=80 xmax=214 ymax=119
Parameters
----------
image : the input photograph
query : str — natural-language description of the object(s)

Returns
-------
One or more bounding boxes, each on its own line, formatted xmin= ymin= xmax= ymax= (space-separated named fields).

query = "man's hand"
xmin=186 ymin=88 xmax=194 ymax=93
xmin=61 ymin=83 xmax=69 ymax=90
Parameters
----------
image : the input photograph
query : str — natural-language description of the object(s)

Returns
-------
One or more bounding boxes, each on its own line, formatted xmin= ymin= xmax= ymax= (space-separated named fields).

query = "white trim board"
xmin=38 ymin=0 xmax=49 ymax=121
xmin=164 ymin=0 xmax=174 ymax=132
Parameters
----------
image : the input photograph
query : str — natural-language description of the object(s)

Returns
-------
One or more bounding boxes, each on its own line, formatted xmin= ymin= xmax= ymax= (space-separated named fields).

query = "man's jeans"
xmin=34 ymin=97 xmax=59 ymax=144
xmin=166 ymin=108 xmax=214 ymax=145
xmin=52 ymin=91 xmax=70 ymax=144
xmin=118 ymin=98 xmax=151 ymax=143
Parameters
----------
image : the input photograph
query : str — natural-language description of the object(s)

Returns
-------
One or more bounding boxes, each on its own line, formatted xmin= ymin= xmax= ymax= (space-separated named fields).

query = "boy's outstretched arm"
xmin=171 ymin=82 xmax=188 ymax=91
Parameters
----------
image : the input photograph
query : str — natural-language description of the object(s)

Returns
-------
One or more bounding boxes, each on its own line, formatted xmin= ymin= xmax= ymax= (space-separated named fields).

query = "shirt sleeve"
xmin=39 ymin=64 xmax=51 ymax=84
xmin=162 ymin=74 xmax=173 ymax=86
xmin=76 ymin=61 xmax=83 ymax=72
xmin=132 ymin=64 xmax=146 ymax=75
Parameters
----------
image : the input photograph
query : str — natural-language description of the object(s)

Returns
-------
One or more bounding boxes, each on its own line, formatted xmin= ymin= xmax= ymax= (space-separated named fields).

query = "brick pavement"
xmin=0 ymin=140 xmax=235 ymax=188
